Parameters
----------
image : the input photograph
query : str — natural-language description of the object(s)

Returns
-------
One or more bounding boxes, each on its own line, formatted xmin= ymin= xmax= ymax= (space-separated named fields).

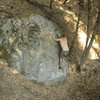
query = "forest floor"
xmin=0 ymin=0 xmax=100 ymax=100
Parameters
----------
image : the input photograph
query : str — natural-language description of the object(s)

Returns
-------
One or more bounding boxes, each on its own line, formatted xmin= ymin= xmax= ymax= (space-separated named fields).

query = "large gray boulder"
xmin=0 ymin=14 xmax=68 ymax=85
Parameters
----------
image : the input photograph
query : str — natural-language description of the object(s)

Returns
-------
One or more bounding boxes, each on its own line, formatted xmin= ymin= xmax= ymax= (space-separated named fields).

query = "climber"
xmin=52 ymin=33 xmax=69 ymax=69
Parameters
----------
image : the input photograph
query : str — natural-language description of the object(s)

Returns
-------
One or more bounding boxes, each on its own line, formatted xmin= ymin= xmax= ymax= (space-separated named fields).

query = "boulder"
xmin=0 ymin=14 xmax=68 ymax=85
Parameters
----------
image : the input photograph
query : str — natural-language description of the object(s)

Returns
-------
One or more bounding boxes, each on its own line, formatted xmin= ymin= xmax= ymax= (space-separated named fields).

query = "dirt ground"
xmin=0 ymin=0 xmax=100 ymax=100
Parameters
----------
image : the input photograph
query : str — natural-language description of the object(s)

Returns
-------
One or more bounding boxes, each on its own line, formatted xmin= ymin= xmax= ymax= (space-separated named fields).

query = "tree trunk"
xmin=26 ymin=0 xmax=49 ymax=8
xmin=78 ymin=0 xmax=91 ymax=70
xmin=84 ymin=0 xmax=91 ymax=48
xmin=69 ymin=0 xmax=84 ymax=55
xmin=63 ymin=0 xmax=68 ymax=4
xmin=77 ymin=9 xmax=100 ymax=72
xmin=50 ymin=0 xmax=54 ymax=9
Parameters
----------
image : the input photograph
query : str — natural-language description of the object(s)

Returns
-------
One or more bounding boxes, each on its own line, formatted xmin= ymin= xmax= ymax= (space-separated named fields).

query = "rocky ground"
xmin=0 ymin=0 xmax=100 ymax=100
xmin=0 ymin=60 xmax=100 ymax=100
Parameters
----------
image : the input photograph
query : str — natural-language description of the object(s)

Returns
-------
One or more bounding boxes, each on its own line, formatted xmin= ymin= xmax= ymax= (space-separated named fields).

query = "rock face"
xmin=0 ymin=14 xmax=68 ymax=85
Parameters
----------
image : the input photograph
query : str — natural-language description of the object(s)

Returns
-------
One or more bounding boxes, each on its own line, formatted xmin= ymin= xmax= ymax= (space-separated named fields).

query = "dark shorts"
xmin=60 ymin=50 xmax=69 ymax=58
